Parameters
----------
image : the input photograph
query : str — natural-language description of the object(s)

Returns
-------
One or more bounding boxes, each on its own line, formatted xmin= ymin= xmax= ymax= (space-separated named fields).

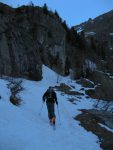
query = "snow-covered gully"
xmin=0 ymin=66 xmax=101 ymax=150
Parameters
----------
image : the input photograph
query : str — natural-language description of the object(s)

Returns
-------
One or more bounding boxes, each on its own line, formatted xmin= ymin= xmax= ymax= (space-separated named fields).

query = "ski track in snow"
xmin=0 ymin=65 xmax=102 ymax=150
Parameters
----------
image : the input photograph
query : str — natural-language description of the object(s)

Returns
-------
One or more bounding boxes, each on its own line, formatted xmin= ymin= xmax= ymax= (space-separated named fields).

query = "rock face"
xmin=85 ymin=71 xmax=113 ymax=101
xmin=0 ymin=3 xmax=66 ymax=80
xmin=88 ymin=109 xmax=113 ymax=129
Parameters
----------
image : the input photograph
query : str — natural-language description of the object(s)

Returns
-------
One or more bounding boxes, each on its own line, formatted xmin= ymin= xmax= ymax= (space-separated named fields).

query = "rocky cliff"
xmin=74 ymin=10 xmax=113 ymax=76
xmin=0 ymin=3 xmax=66 ymax=80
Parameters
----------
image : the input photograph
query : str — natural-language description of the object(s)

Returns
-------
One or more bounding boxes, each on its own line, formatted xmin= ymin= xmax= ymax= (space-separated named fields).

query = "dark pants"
xmin=46 ymin=102 xmax=55 ymax=119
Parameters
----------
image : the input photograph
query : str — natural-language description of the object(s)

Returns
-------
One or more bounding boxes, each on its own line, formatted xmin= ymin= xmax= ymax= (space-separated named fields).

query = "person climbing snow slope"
xmin=43 ymin=86 xmax=58 ymax=125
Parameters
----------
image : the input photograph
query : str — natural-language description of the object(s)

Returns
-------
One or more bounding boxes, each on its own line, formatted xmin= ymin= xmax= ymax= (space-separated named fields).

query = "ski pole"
xmin=57 ymin=105 xmax=61 ymax=125
xmin=39 ymin=102 xmax=44 ymax=115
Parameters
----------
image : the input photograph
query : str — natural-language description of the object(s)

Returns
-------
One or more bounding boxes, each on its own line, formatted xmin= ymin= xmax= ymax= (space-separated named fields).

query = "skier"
xmin=43 ymin=86 xmax=58 ymax=125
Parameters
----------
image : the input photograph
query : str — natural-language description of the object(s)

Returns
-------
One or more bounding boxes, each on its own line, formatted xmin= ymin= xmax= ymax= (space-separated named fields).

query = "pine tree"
xmin=54 ymin=10 xmax=59 ymax=18
xmin=62 ymin=20 xmax=69 ymax=32
xmin=29 ymin=1 xmax=34 ymax=7
xmin=54 ymin=10 xmax=62 ymax=22
xmin=43 ymin=3 xmax=49 ymax=15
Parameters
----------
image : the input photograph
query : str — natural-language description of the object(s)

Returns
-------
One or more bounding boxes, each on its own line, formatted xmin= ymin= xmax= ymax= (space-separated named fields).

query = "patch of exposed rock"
xmin=76 ymin=109 xmax=113 ymax=150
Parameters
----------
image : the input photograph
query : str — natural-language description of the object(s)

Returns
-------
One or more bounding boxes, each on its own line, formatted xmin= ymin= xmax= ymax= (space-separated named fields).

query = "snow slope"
xmin=0 ymin=65 xmax=101 ymax=150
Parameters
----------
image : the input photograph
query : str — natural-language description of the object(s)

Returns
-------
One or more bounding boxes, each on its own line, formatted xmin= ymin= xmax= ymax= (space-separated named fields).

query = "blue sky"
xmin=1 ymin=0 xmax=113 ymax=27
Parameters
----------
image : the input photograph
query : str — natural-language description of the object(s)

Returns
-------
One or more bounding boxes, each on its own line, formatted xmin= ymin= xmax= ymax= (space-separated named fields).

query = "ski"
xmin=53 ymin=124 xmax=56 ymax=130
xmin=50 ymin=123 xmax=56 ymax=130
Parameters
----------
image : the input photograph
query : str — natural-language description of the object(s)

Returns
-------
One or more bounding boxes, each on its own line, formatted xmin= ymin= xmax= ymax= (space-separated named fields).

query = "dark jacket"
xmin=43 ymin=89 xmax=58 ymax=105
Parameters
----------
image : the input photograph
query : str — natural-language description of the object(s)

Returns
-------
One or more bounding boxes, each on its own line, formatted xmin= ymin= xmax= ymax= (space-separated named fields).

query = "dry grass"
xmin=10 ymin=95 xmax=22 ymax=106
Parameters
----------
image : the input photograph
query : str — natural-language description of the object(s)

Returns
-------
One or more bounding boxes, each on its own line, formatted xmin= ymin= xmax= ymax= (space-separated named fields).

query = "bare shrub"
xmin=7 ymin=78 xmax=24 ymax=106
xmin=7 ymin=79 xmax=24 ymax=95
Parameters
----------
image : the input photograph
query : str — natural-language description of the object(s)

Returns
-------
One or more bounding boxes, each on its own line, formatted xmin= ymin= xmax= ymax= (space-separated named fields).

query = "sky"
xmin=0 ymin=0 xmax=113 ymax=27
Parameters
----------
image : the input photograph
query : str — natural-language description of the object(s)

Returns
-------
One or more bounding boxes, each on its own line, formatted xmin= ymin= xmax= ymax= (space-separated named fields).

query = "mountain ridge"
xmin=74 ymin=9 xmax=113 ymax=32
